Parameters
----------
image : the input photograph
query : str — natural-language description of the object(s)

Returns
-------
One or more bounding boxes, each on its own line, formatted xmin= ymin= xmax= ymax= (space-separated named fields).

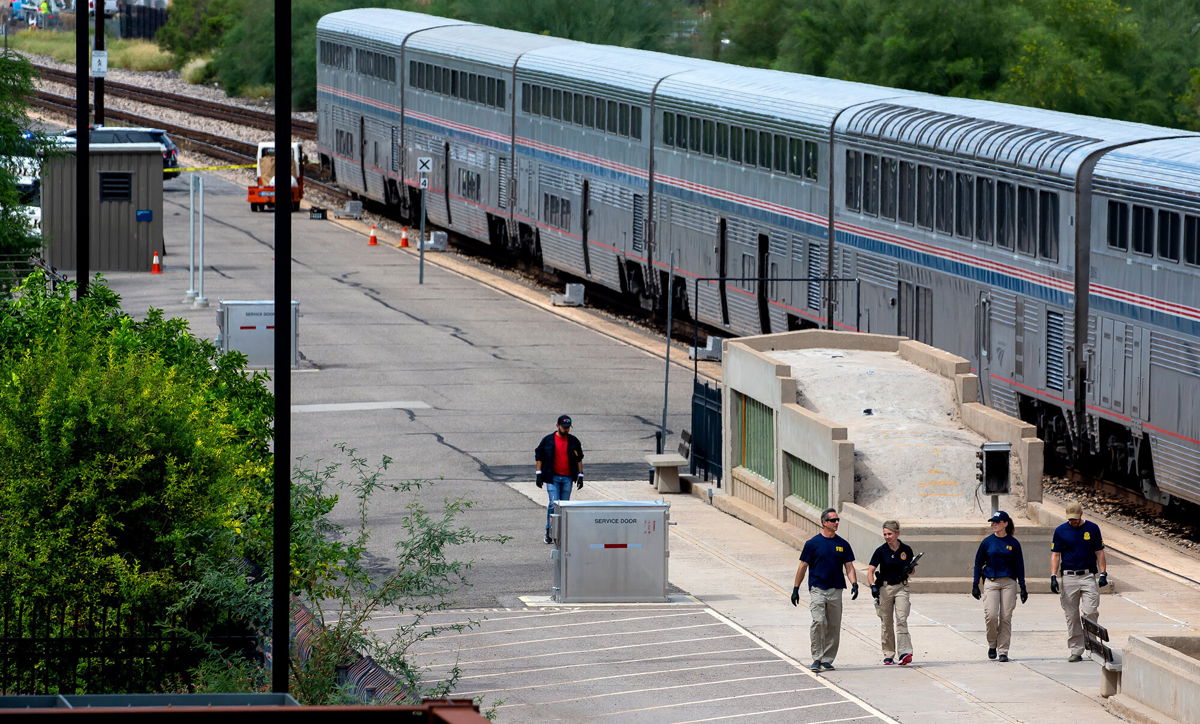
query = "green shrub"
xmin=181 ymin=56 xmax=215 ymax=85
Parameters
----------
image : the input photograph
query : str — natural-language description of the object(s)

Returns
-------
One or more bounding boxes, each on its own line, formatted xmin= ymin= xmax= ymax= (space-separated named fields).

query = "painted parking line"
xmin=291 ymin=400 xmax=430 ymax=412
xmin=450 ymin=646 xmax=765 ymax=681
xmin=591 ymin=689 xmax=844 ymax=718
xmin=453 ymin=658 xmax=785 ymax=697
xmin=418 ymin=633 xmax=747 ymax=668
xmin=494 ymin=673 xmax=820 ymax=710
xmin=410 ymin=621 xmax=727 ymax=656
xmin=395 ymin=610 xmax=705 ymax=638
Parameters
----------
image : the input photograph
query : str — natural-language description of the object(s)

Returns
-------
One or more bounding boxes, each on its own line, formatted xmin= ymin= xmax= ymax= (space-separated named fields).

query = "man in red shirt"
xmin=534 ymin=415 xmax=585 ymax=544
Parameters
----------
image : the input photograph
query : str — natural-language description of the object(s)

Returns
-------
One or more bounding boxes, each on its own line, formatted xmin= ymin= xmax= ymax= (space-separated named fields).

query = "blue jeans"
xmin=545 ymin=474 xmax=573 ymax=532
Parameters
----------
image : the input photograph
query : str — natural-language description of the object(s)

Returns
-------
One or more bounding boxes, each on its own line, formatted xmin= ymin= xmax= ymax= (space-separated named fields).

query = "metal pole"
xmin=193 ymin=175 xmax=207 ymax=306
xmin=660 ymin=251 xmax=675 ymax=448
xmin=271 ymin=0 xmax=293 ymax=695
xmin=93 ymin=2 xmax=104 ymax=125
xmin=418 ymin=190 xmax=426 ymax=284
xmin=184 ymin=174 xmax=196 ymax=301
xmin=75 ymin=4 xmax=89 ymax=298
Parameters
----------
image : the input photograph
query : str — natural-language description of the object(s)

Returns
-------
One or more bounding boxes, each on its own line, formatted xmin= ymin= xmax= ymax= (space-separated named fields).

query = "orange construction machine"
xmin=248 ymin=141 xmax=304 ymax=212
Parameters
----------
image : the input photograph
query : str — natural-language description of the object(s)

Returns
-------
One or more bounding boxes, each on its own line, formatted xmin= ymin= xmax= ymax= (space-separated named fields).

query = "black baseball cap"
xmin=557 ymin=415 xmax=572 ymax=427
xmin=987 ymin=510 xmax=1012 ymax=523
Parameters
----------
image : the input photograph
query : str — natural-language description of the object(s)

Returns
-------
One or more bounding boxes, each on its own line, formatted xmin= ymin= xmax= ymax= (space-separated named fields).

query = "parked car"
xmin=61 ymin=126 xmax=181 ymax=179
xmin=87 ymin=0 xmax=119 ymax=17
xmin=2 ymin=155 xmax=42 ymax=232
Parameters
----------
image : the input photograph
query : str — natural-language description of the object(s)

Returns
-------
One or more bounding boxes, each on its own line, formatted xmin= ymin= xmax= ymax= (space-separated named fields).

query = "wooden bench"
xmin=1083 ymin=615 xmax=1122 ymax=697
xmin=645 ymin=431 xmax=692 ymax=493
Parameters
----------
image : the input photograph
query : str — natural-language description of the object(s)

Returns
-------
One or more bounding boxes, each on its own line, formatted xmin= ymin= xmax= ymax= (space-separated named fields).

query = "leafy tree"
xmin=454 ymin=0 xmax=676 ymax=50
xmin=0 ymin=274 xmax=273 ymax=609
xmin=155 ymin=0 xmax=242 ymax=65
xmin=0 ymin=51 xmax=44 ymax=260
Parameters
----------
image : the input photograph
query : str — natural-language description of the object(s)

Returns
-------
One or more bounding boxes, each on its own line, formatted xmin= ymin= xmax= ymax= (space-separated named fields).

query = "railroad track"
xmin=29 ymin=90 xmax=347 ymax=201
xmin=34 ymin=64 xmax=316 ymax=139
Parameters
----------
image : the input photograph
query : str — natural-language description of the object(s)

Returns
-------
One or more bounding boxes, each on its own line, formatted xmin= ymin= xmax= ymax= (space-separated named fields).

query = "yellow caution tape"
xmin=175 ymin=164 xmax=259 ymax=172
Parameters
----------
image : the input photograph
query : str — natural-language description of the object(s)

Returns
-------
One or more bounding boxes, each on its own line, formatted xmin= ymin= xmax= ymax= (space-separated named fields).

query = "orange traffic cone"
xmin=368 ymin=225 xmax=378 ymax=246
xmin=398 ymin=226 xmax=410 ymax=248
xmin=151 ymin=251 xmax=162 ymax=274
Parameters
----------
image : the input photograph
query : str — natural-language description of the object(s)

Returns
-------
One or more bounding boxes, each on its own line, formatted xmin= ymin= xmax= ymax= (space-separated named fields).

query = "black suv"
xmin=62 ymin=126 xmax=181 ymax=179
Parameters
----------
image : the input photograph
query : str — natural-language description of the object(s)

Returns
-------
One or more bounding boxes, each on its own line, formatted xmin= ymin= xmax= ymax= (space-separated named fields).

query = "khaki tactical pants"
xmin=983 ymin=577 xmax=1018 ymax=655
xmin=1060 ymin=572 xmax=1100 ymax=656
xmin=877 ymin=582 xmax=912 ymax=659
xmin=809 ymin=587 xmax=844 ymax=664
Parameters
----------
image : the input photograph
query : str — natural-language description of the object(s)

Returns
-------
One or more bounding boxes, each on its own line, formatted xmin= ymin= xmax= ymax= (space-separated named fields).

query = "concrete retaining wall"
xmin=1110 ymin=635 xmax=1200 ymax=724
xmin=721 ymin=330 xmax=1050 ymax=588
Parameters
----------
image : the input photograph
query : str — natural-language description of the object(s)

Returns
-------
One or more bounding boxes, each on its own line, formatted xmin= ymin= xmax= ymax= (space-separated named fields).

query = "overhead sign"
xmin=91 ymin=50 xmax=108 ymax=78
xmin=417 ymin=156 xmax=433 ymax=173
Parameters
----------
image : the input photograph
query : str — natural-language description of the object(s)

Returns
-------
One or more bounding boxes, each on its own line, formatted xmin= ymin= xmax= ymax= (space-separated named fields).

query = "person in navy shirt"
xmin=1050 ymin=500 xmax=1108 ymax=662
xmin=867 ymin=520 xmax=919 ymax=665
xmin=972 ymin=510 xmax=1027 ymax=662
xmin=791 ymin=508 xmax=858 ymax=672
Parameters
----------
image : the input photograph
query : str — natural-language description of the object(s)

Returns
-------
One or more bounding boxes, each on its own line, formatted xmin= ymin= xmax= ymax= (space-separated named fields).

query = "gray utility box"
xmin=215 ymin=300 xmax=299 ymax=369
xmin=551 ymin=500 xmax=670 ymax=603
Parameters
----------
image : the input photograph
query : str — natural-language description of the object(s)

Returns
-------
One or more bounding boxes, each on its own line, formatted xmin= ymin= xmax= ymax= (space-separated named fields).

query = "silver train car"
xmin=315 ymin=9 xmax=1200 ymax=507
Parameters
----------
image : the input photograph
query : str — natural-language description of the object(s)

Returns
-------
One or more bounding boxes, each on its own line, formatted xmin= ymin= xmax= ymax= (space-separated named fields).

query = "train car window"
xmin=1107 ymin=201 xmax=1129 ymax=250
xmin=773 ymin=134 xmax=787 ymax=172
xmin=450 ymin=71 xmax=460 ymax=98
xmin=572 ymin=94 xmax=583 ymax=124
xmin=788 ymin=138 xmax=802 ymax=175
xmin=1016 ymin=185 xmax=1037 ymax=255
xmin=551 ymin=89 xmax=562 ymax=120
xmin=595 ymin=97 xmax=606 ymax=128
xmin=631 ymin=106 xmax=642 ymax=140
xmin=562 ymin=199 xmax=572 ymax=229
xmin=845 ymin=150 xmax=861 ymax=211
xmin=862 ymin=153 xmax=880 ymax=216
xmin=898 ymin=161 xmax=915 ymax=224
xmin=995 ymin=182 xmax=1015 ymax=248
xmin=744 ymin=130 xmax=758 ymax=167
xmin=689 ymin=117 xmax=702 ymax=151
xmin=1132 ymin=204 xmax=1154 ymax=255
xmin=1039 ymin=190 xmax=1059 ymax=260
xmin=414 ymin=63 xmax=424 ymax=90
xmin=488 ymin=78 xmax=498 ymax=107
xmin=1185 ymin=215 xmax=1200 ymax=265
xmin=1157 ymin=210 xmax=1181 ymax=261
xmin=730 ymin=126 xmax=743 ymax=162
xmin=410 ymin=61 xmax=419 ymax=88
xmin=621 ymin=104 xmax=632 ymax=137
xmin=742 ymin=254 xmax=756 ymax=293
xmin=804 ymin=141 xmax=819 ymax=181
xmin=498 ymin=80 xmax=506 ymax=109
xmin=530 ymin=85 xmax=542 ymax=115
xmin=430 ymin=65 xmax=441 ymax=93
xmin=881 ymin=157 xmax=897 ymax=220
xmin=541 ymin=87 xmax=552 ymax=117
xmin=676 ymin=114 xmax=688 ymax=148
xmin=663 ymin=112 xmax=674 ymax=146
xmin=608 ymin=101 xmax=620 ymax=134
xmin=582 ymin=97 xmax=593 ymax=129
xmin=975 ymin=177 xmax=994 ymax=243
xmin=935 ymin=169 xmax=954 ymax=234
xmin=759 ymin=131 xmax=772 ymax=168
xmin=956 ymin=173 xmax=974 ymax=238
xmin=917 ymin=164 xmax=934 ymax=229
xmin=717 ymin=123 xmax=729 ymax=157
xmin=703 ymin=120 xmax=715 ymax=155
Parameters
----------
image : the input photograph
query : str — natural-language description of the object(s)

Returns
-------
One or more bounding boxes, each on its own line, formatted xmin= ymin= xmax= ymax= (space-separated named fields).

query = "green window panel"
xmin=786 ymin=453 xmax=828 ymax=509
xmin=737 ymin=392 xmax=775 ymax=483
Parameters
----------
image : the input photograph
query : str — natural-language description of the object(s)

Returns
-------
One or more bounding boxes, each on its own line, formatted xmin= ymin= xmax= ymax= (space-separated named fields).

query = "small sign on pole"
xmin=416 ymin=156 xmax=433 ymax=173
xmin=419 ymin=177 xmax=429 ymax=189
xmin=91 ymin=50 xmax=108 ymax=78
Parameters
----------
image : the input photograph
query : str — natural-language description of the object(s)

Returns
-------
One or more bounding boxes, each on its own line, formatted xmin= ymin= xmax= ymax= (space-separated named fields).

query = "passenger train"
xmin=315 ymin=8 xmax=1200 ymax=508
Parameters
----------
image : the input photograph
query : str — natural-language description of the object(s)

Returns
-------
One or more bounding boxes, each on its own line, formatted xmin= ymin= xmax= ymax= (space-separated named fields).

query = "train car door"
xmin=443 ymin=142 xmax=453 ymax=226
xmin=718 ymin=218 xmax=729 ymax=326
xmin=898 ymin=280 xmax=932 ymax=345
xmin=1099 ymin=317 xmax=1128 ymax=414
xmin=976 ymin=293 xmax=992 ymax=400
xmin=756 ymin=233 xmax=771 ymax=333
xmin=359 ymin=116 xmax=368 ymax=193
xmin=581 ymin=179 xmax=592 ymax=276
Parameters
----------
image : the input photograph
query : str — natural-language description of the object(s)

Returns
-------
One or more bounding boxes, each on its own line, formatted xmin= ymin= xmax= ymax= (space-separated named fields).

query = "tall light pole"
xmin=271 ymin=0 xmax=292 ymax=695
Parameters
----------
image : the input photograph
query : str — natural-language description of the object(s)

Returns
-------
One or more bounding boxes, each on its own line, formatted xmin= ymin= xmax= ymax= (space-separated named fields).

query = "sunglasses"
xmin=825 ymin=517 xmax=840 ymax=523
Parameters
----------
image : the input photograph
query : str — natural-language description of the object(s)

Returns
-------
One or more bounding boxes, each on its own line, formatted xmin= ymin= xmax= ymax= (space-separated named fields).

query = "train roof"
xmin=1094 ymin=137 xmax=1200 ymax=201
xmin=518 ymin=44 xmax=718 ymax=96
xmin=656 ymin=65 xmax=922 ymax=134
xmin=316 ymin=8 xmax=474 ymax=46
xmin=406 ymin=24 xmax=576 ymax=67
xmin=839 ymin=95 xmax=1189 ymax=178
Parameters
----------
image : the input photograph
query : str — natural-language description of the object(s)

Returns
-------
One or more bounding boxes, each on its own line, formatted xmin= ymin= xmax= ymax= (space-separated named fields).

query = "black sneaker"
xmin=988 ymin=647 xmax=997 ymax=660
xmin=998 ymin=653 xmax=1009 ymax=662
xmin=809 ymin=660 xmax=821 ymax=672
xmin=883 ymin=657 xmax=895 ymax=665
xmin=898 ymin=653 xmax=913 ymax=665
xmin=543 ymin=533 xmax=552 ymax=544
xmin=820 ymin=662 xmax=836 ymax=671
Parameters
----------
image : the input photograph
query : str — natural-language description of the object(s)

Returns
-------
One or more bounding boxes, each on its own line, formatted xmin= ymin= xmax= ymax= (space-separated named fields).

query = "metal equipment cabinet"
xmin=551 ymin=500 xmax=670 ymax=603
xmin=215 ymin=300 xmax=299 ymax=368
